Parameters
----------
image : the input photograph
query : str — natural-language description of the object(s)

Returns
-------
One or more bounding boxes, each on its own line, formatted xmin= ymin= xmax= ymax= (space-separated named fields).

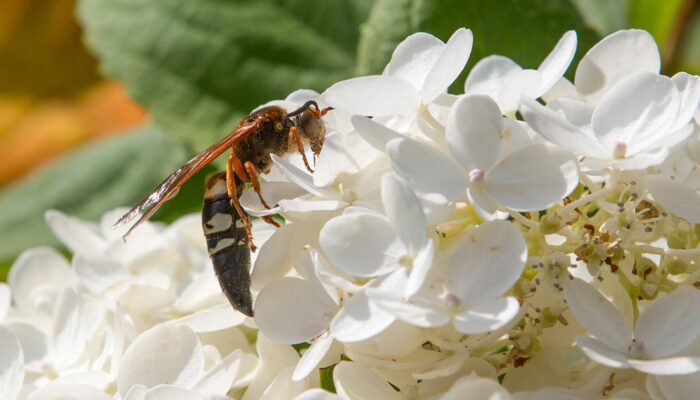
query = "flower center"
xmin=628 ymin=339 xmax=647 ymax=359
xmin=339 ymin=183 xmax=358 ymax=203
xmin=612 ymin=141 xmax=627 ymax=160
xmin=398 ymin=254 xmax=413 ymax=268
xmin=445 ymin=293 xmax=462 ymax=312
xmin=469 ymin=168 xmax=485 ymax=183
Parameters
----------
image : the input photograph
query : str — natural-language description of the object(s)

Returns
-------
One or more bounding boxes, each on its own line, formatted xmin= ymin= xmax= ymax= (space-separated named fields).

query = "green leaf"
xmin=0 ymin=124 xmax=211 ymax=271
xmin=356 ymin=0 xmax=601 ymax=90
xmin=77 ymin=0 xmax=373 ymax=151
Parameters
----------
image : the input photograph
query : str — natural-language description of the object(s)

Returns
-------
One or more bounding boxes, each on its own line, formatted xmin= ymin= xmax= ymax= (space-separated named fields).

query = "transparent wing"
xmin=113 ymin=121 xmax=260 ymax=238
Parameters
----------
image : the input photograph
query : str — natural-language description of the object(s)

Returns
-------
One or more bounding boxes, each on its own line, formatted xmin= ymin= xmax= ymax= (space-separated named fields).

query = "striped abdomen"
xmin=202 ymin=172 xmax=253 ymax=316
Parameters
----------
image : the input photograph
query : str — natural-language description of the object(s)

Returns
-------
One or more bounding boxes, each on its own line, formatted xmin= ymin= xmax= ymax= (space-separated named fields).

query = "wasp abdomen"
xmin=202 ymin=172 xmax=253 ymax=317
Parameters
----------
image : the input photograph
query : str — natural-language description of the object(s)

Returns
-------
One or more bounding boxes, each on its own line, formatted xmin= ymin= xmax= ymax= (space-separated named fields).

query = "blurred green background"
xmin=0 ymin=0 xmax=698 ymax=278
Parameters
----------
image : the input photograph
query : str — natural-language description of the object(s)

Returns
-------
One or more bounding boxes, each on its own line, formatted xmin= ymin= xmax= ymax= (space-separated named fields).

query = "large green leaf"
xmin=77 ymin=0 xmax=373 ymax=151
xmin=0 ymin=124 xmax=216 ymax=275
xmin=356 ymin=0 xmax=601 ymax=90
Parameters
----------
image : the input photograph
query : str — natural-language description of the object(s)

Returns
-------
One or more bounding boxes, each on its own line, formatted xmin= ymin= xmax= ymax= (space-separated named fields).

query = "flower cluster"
xmin=2 ymin=28 xmax=699 ymax=399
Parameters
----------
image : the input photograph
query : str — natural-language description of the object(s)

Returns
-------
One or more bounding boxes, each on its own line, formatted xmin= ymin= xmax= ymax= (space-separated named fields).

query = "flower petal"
xmin=191 ymin=349 xmax=242 ymax=396
xmin=254 ymin=277 xmax=333 ymax=344
xmin=293 ymin=332 xmax=334 ymax=381
xmin=169 ymin=306 xmax=246 ymax=333
xmin=575 ymin=335 xmax=630 ymax=368
xmin=564 ymin=278 xmax=633 ymax=352
xmin=446 ymin=221 xmax=527 ymax=304
xmin=270 ymin=155 xmax=339 ymax=199
xmin=592 ymin=71 xmax=679 ymax=155
xmin=485 ymin=144 xmax=579 ymax=211
xmin=464 ymin=55 xmax=521 ymax=97
xmin=381 ymin=174 xmax=428 ymax=254
xmin=330 ymin=291 xmax=395 ymax=342
xmin=385 ymin=32 xmax=445 ymax=91
xmin=446 ymin=95 xmax=502 ymax=171
xmin=322 ymin=76 xmax=420 ymax=116
xmin=422 ymin=28 xmax=473 ymax=103
xmin=575 ymin=29 xmax=660 ymax=102
xmin=537 ymin=30 xmax=577 ymax=94
xmin=351 ymin=115 xmax=404 ymax=153
xmin=387 ymin=137 xmax=466 ymax=201
xmin=333 ymin=361 xmax=403 ymax=400
xmin=28 ymin=384 xmax=113 ymax=400
xmin=117 ymin=324 xmax=205 ymax=397
xmin=404 ymin=239 xmax=435 ymax=299
xmin=72 ymin=253 xmax=129 ymax=294
xmin=627 ymin=356 xmax=700 ymax=375
xmin=314 ymin=131 xmax=380 ymax=187
xmin=646 ymin=175 xmax=700 ymax=222
xmin=635 ymin=286 xmax=700 ymax=358
xmin=45 ymin=210 xmax=107 ymax=254
xmin=320 ymin=213 xmax=404 ymax=277
xmin=240 ymin=182 xmax=307 ymax=216
xmin=453 ymin=297 xmax=521 ymax=334
xmin=0 ymin=326 xmax=23 ymax=400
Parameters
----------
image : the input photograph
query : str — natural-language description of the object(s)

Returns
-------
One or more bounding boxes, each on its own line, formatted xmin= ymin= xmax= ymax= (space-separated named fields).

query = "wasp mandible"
xmin=114 ymin=100 xmax=332 ymax=316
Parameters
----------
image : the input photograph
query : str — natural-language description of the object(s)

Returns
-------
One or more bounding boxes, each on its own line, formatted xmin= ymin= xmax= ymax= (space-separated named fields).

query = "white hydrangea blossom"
xmin=2 ymin=27 xmax=699 ymax=399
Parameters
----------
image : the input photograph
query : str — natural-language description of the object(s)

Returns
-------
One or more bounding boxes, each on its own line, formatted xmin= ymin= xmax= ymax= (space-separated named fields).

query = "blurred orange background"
xmin=0 ymin=0 xmax=146 ymax=186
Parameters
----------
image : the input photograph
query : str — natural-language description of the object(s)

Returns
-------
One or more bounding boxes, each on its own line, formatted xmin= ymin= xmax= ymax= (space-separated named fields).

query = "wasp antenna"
xmin=285 ymin=100 xmax=320 ymax=119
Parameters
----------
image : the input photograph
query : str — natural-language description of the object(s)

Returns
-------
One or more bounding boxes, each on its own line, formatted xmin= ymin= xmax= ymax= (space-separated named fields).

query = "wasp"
xmin=114 ymin=100 xmax=331 ymax=316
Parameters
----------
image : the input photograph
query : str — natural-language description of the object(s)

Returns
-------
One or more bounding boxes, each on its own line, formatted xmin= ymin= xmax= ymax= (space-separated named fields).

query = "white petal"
xmin=333 ymin=361 xmax=403 ymax=400
xmin=28 ymin=384 xmax=113 ymax=400
xmin=537 ymin=30 xmax=578 ymax=94
xmin=520 ymin=97 xmax=607 ymax=158
xmin=446 ymin=221 xmax=527 ymax=304
xmin=485 ymin=144 xmax=579 ymax=211
xmin=254 ymin=277 xmax=332 ymax=344
xmin=564 ymin=278 xmax=633 ymax=352
xmin=592 ymin=72 xmax=680 ymax=155
xmin=293 ymin=332 xmax=334 ymax=381
xmin=404 ymin=239 xmax=435 ymax=299
xmin=498 ymin=69 xmax=542 ymax=111
xmin=240 ymin=182 xmax=307 ymax=216
xmin=279 ymin=198 xmax=346 ymax=213
xmin=387 ymin=137 xmax=466 ymax=201
xmin=628 ymin=356 xmax=700 ymax=375
xmin=575 ymin=335 xmax=630 ymax=368
xmin=261 ymin=366 xmax=307 ymax=400
xmin=422 ymin=28 xmax=473 ymax=103
xmin=440 ymin=375 xmax=513 ymax=400
xmin=0 ymin=283 xmax=9 ymax=321
xmin=117 ymin=324 xmax=205 ymax=397
xmin=270 ymin=155 xmax=339 ymax=199
xmin=351 ymin=115 xmax=404 ymax=153
xmin=575 ymin=29 xmax=660 ymax=102
xmin=314 ymin=131 xmax=380 ymax=187
xmin=381 ymin=174 xmax=427 ymax=254
xmin=45 ymin=210 xmax=107 ymax=254
xmin=671 ymin=72 xmax=700 ymax=130
xmin=635 ymin=286 xmax=700 ymax=358
xmin=646 ymin=175 xmax=700 ymax=222
xmin=322 ymin=76 xmax=420 ymax=116
xmin=446 ymin=95 xmax=502 ymax=171
xmin=295 ymin=388 xmax=344 ymax=400
xmin=385 ymin=32 xmax=445 ymax=91
xmin=467 ymin=186 xmax=499 ymax=220
xmin=0 ymin=326 xmax=23 ymax=400
xmin=251 ymin=223 xmax=294 ymax=291
xmin=330 ymin=291 xmax=395 ymax=342
xmin=191 ymin=349 xmax=242 ymax=396
xmin=72 ymin=253 xmax=129 ymax=294
xmin=5 ymin=322 xmax=48 ymax=366
xmin=7 ymin=247 xmax=76 ymax=315
xmin=465 ymin=55 xmax=522 ymax=96
xmin=366 ymin=269 xmax=450 ymax=328
xmin=143 ymin=385 xmax=208 ymax=400
xmin=453 ymin=297 xmax=521 ymax=334
xmin=320 ymin=213 xmax=404 ymax=277
xmin=653 ymin=372 xmax=700 ymax=399
xmin=52 ymin=287 xmax=85 ymax=369
xmin=169 ymin=306 xmax=245 ymax=333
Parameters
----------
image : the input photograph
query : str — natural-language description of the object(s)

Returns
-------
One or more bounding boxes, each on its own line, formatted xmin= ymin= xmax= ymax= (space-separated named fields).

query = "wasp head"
xmin=287 ymin=101 xmax=331 ymax=157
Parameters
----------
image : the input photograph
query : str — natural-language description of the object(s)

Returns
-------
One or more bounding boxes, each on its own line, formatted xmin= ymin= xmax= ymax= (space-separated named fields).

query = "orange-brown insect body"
xmin=232 ymin=106 xmax=295 ymax=174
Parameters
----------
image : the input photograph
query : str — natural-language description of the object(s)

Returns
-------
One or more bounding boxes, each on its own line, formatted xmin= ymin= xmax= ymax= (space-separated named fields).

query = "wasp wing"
xmin=113 ymin=121 xmax=260 ymax=238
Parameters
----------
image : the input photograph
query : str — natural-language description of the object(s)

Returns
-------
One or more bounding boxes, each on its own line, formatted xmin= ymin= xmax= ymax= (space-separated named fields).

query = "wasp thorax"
xmin=299 ymin=108 xmax=326 ymax=155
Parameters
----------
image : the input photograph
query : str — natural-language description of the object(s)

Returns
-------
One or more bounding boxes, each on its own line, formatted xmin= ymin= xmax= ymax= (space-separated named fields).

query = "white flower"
xmin=565 ymin=278 xmax=700 ymax=375
xmin=389 ymin=94 xmax=579 ymax=218
xmin=465 ymin=30 xmax=578 ymax=113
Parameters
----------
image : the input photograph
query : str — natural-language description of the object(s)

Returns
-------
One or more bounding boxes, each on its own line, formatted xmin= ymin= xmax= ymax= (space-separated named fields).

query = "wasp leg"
xmin=288 ymin=126 xmax=314 ymax=173
xmin=227 ymin=154 xmax=256 ymax=252
xmin=243 ymin=161 xmax=275 ymax=211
